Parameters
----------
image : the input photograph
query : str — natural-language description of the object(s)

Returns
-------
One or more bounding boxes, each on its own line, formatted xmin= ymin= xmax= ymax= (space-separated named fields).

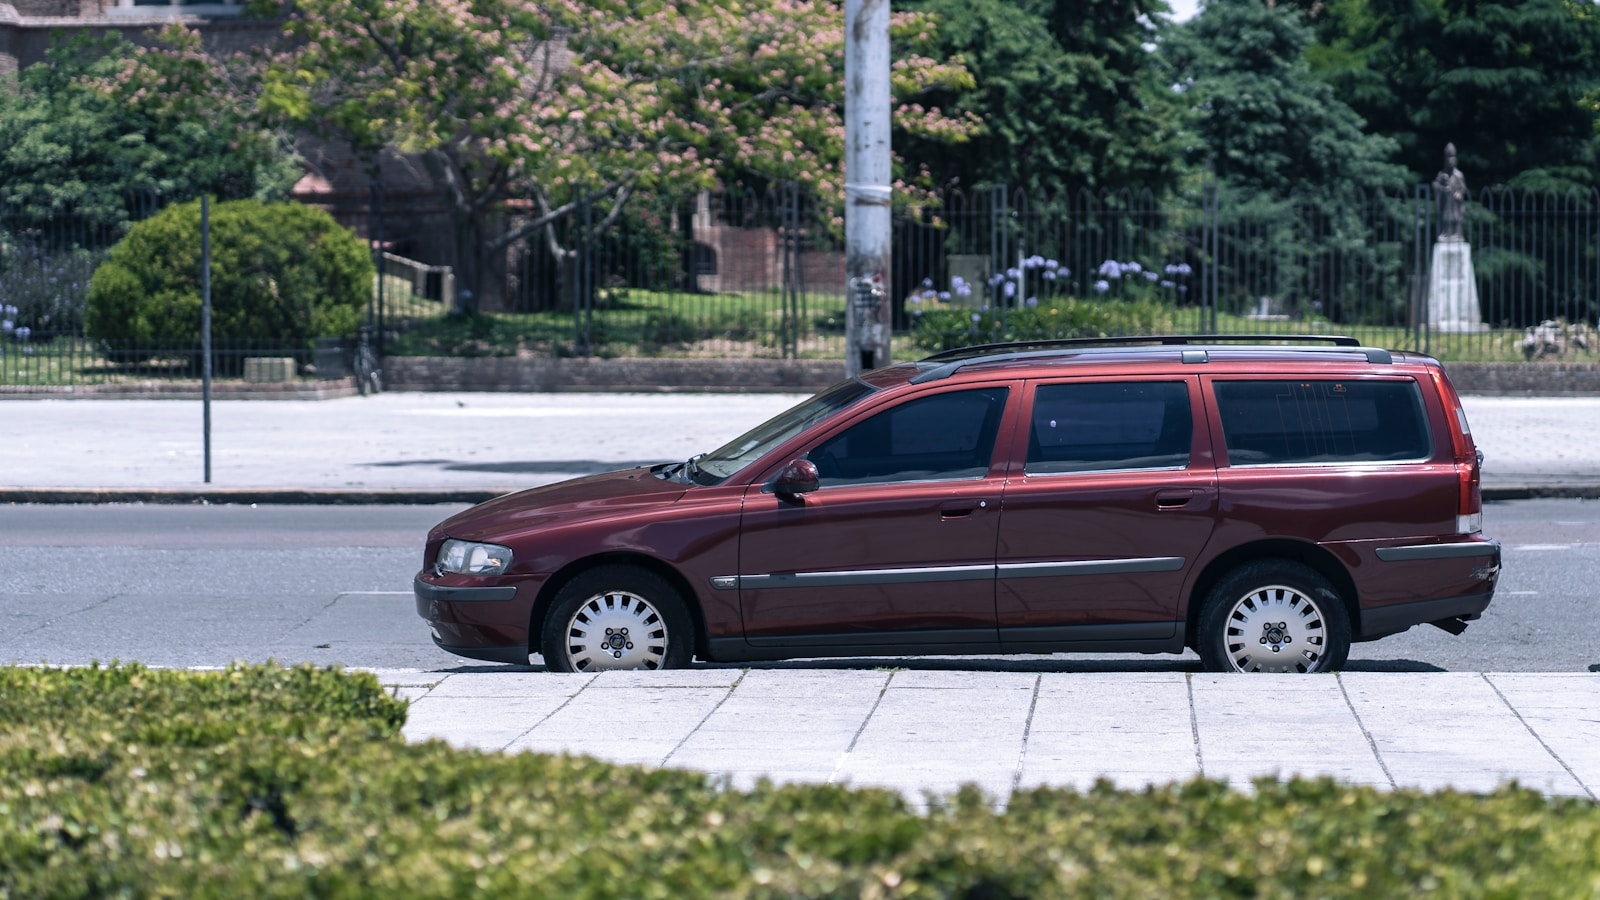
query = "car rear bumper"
xmin=1358 ymin=589 xmax=1495 ymax=640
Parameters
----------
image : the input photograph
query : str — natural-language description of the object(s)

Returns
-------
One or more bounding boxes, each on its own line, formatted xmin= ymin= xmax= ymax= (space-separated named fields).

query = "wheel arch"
xmin=1185 ymin=539 xmax=1360 ymax=644
xmin=531 ymin=552 xmax=709 ymax=659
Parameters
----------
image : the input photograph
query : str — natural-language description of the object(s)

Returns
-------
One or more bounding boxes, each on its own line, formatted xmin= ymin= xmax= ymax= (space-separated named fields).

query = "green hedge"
xmin=3 ymin=663 xmax=1599 ymax=897
xmin=84 ymin=199 xmax=373 ymax=358
xmin=909 ymin=298 xmax=1181 ymax=354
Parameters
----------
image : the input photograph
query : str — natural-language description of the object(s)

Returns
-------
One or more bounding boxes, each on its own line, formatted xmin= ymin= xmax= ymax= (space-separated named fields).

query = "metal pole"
xmin=201 ymin=196 xmax=212 ymax=484
xmin=374 ymin=175 xmax=385 ymax=355
xmin=844 ymin=0 xmax=892 ymax=376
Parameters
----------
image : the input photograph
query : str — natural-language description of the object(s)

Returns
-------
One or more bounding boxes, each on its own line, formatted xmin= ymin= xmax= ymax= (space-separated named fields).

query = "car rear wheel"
xmin=1197 ymin=560 xmax=1351 ymax=673
xmin=540 ymin=566 xmax=694 ymax=672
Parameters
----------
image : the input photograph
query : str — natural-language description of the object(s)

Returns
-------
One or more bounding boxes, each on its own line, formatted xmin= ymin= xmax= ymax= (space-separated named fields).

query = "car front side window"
xmin=807 ymin=387 xmax=1009 ymax=487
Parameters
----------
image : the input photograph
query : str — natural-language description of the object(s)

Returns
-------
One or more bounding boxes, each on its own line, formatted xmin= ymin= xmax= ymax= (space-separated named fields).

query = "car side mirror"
xmin=774 ymin=458 xmax=819 ymax=498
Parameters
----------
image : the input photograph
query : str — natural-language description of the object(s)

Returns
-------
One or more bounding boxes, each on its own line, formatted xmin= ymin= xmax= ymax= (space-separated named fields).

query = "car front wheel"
xmin=1197 ymin=560 xmax=1351 ymax=673
xmin=539 ymin=566 xmax=694 ymax=672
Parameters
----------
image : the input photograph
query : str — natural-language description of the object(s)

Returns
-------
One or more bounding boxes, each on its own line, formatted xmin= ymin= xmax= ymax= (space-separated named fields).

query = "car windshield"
xmin=691 ymin=379 xmax=874 ymax=483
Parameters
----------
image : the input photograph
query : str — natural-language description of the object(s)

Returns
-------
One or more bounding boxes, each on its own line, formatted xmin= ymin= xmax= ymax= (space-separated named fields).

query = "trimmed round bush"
xmin=85 ymin=199 xmax=373 ymax=359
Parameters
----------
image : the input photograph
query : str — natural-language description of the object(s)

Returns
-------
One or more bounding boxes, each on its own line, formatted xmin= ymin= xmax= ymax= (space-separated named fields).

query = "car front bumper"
xmin=415 ymin=573 xmax=545 ymax=664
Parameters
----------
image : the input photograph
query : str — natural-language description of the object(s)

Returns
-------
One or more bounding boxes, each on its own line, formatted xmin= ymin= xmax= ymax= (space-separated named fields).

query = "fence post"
xmin=573 ymin=190 xmax=593 ymax=358
xmin=1413 ymin=183 xmax=1431 ymax=356
xmin=375 ymin=178 xmax=385 ymax=355
xmin=990 ymin=184 xmax=1009 ymax=334
xmin=1203 ymin=181 xmax=1218 ymax=334
xmin=781 ymin=182 xmax=800 ymax=359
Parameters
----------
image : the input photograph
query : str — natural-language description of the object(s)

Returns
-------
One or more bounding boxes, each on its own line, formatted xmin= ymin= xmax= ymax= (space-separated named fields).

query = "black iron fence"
xmin=5 ymin=182 xmax=1599 ymax=389
xmin=496 ymin=181 xmax=1600 ymax=362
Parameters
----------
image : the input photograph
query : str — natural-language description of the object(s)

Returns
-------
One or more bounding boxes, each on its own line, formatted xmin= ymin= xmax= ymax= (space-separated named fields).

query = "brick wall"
xmin=1444 ymin=362 xmax=1600 ymax=395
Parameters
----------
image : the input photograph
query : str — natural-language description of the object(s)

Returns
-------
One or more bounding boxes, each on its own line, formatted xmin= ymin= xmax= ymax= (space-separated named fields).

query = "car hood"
xmin=435 ymin=466 xmax=689 ymax=543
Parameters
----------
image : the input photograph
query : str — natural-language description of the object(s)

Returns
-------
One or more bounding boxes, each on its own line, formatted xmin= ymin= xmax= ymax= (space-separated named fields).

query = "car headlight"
xmin=434 ymin=539 xmax=513 ymax=576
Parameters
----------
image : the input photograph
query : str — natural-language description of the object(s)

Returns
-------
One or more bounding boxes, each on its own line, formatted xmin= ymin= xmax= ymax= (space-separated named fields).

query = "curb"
xmin=0 ymin=483 xmax=1592 ymax=505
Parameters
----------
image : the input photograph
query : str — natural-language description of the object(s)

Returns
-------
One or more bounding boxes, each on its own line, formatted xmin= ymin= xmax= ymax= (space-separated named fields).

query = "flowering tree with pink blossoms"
xmin=247 ymin=0 xmax=977 ymax=311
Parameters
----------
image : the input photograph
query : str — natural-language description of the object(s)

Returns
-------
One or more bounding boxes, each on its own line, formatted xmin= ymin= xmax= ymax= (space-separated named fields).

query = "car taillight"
xmin=1431 ymin=369 xmax=1481 ymax=534
xmin=1456 ymin=449 xmax=1482 ymax=534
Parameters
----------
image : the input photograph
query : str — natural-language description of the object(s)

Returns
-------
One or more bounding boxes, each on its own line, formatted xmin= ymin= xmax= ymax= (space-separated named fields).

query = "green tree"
xmin=1163 ymin=0 xmax=1407 ymax=198
xmin=1313 ymin=0 xmax=1600 ymax=190
xmin=248 ymin=0 xmax=977 ymax=311
xmin=0 ymin=29 xmax=298 ymax=226
xmin=899 ymin=0 xmax=1188 ymax=195
xmin=1163 ymin=0 xmax=1412 ymax=324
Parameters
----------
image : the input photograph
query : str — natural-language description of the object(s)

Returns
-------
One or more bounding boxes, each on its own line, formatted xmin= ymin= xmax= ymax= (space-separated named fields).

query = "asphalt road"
xmin=0 ymin=498 xmax=1594 ymax=672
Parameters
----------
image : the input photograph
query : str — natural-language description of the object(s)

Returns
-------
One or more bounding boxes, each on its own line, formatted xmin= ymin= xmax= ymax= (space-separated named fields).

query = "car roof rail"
xmin=911 ymin=335 xmax=1388 ymax=384
xmin=918 ymin=334 xmax=1364 ymax=362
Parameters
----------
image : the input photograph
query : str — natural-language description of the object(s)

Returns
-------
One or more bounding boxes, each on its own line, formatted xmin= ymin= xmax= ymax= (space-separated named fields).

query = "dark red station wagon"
xmin=415 ymin=336 xmax=1501 ymax=674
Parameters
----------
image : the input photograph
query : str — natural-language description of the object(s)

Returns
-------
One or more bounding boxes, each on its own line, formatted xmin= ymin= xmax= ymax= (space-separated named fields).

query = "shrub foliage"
xmin=84 ymin=200 xmax=373 ymax=354
xmin=910 ymin=298 xmax=1180 ymax=354
xmin=3 ymin=662 xmax=1599 ymax=897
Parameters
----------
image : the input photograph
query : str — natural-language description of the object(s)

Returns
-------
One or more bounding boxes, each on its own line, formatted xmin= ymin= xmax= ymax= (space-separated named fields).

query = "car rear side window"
xmin=809 ymin=387 xmax=1009 ymax=486
xmin=1025 ymin=381 xmax=1192 ymax=475
xmin=1214 ymin=379 xmax=1430 ymax=465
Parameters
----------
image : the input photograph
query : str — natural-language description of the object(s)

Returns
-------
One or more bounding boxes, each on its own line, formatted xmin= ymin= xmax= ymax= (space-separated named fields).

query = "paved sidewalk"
xmin=384 ymin=668 xmax=1600 ymax=804
xmin=4 ymin=392 xmax=1600 ymax=502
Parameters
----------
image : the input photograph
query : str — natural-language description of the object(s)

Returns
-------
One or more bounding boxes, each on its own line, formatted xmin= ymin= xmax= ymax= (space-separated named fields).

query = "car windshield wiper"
xmin=686 ymin=453 xmax=726 ymax=486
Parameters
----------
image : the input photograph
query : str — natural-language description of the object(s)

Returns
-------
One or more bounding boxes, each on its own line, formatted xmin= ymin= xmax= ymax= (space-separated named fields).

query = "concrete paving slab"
xmin=1016 ymin=768 xmax=1202 ymax=792
xmin=580 ymin=669 xmax=744 ymax=689
xmin=403 ymin=695 xmax=566 ymax=751
xmin=672 ymin=748 xmax=847 ymax=774
xmin=1189 ymin=675 xmax=1390 ymax=787
xmin=416 ymin=671 xmax=591 ymax=698
xmin=1340 ymin=674 xmax=1585 ymax=796
xmin=1030 ymin=674 xmax=1190 ymax=733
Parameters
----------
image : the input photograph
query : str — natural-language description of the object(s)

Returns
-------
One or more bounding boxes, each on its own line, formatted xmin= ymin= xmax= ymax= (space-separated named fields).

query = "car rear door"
xmin=994 ymin=377 xmax=1219 ymax=649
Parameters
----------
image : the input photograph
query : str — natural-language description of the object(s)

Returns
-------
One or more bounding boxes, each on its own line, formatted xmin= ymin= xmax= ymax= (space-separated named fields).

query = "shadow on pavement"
xmin=413 ymin=656 xmax=1455 ymax=675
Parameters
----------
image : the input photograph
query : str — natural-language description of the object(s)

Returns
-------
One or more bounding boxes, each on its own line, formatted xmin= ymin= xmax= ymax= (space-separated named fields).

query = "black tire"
xmin=1196 ymin=560 xmax=1351 ymax=673
xmin=539 ymin=565 xmax=694 ymax=672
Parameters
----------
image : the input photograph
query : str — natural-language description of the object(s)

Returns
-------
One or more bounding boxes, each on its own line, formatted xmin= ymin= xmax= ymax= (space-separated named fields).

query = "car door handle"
xmin=941 ymin=500 xmax=989 ymax=519
xmin=1155 ymin=489 xmax=1201 ymax=509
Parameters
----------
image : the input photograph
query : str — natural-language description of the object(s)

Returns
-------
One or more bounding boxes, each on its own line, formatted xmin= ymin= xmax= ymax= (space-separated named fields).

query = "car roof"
xmin=885 ymin=336 xmax=1435 ymax=386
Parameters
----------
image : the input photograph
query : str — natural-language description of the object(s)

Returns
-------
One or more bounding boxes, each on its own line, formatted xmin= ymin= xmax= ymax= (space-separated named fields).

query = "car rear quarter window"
xmin=809 ymin=387 xmax=1009 ymax=486
xmin=1213 ymin=379 xmax=1431 ymax=465
xmin=1025 ymin=381 xmax=1192 ymax=475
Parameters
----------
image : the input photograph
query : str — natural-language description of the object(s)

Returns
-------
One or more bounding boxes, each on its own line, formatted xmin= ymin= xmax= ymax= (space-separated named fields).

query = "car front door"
xmin=735 ymin=384 xmax=1017 ymax=651
xmin=995 ymin=377 xmax=1219 ymax=650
